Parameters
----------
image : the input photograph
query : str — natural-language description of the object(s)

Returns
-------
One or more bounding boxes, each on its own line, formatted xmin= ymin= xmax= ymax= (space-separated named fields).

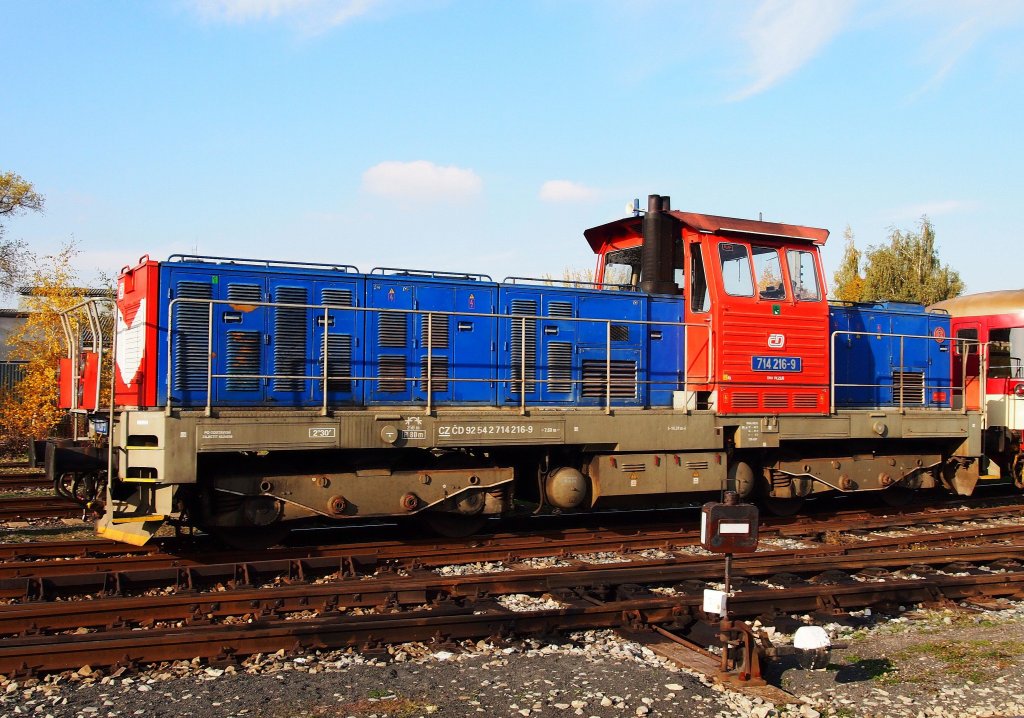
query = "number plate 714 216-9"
xmin=751 ymin=356 xmax=802 ymax=372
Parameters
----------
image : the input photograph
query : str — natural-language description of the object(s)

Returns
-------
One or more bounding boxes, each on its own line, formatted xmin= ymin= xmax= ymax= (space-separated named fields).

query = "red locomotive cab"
xmin=587 ymin=197 xmax=831 ymax=415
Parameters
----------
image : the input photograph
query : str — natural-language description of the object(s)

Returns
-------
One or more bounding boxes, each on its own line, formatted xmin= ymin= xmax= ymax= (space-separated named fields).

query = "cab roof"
xmin=583 ymin=211 xmax=830 ymax=254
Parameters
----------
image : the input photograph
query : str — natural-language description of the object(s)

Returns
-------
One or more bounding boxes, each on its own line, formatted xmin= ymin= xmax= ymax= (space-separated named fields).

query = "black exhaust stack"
xmin=640 ymin=194 xmax=679 ymax=295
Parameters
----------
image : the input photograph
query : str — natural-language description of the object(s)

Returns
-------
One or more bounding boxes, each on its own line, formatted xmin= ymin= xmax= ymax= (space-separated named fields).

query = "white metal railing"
xmin=829 ymin=330 xmax=984 ymax=415
xmin=165 ymin=297 xmax=714 ymax=417
xmin=58 ymin=298 xmax=114 ymax=416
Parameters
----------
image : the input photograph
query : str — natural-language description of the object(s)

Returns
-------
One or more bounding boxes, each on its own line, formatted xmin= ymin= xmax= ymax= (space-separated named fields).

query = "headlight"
xmin=1015 ymin=383 xmax=1024 ymax=398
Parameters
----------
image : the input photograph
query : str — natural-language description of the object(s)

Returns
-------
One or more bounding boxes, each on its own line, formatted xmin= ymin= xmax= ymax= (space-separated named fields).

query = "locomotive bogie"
xmin=762 ymin=449 xmax=943 ymax=498
xmin=193 ymin=458 xmax=514 ymax=527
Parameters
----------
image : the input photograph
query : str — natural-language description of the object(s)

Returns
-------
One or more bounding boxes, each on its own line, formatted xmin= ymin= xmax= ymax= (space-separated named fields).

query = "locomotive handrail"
xmin=166 ymin=254 xmax=360 ymax=273
xmin=828 ymin=329 xmax=981 ymax=415
xmin=369 ymin=267 xmax=494 ymax=282
xmin=501 ymin=276 xmax=638 ymax=292
xmin=57 ymin=297 xmax=116 ymax=424
xmin=165 ymin=297 xmax=711 ymax=417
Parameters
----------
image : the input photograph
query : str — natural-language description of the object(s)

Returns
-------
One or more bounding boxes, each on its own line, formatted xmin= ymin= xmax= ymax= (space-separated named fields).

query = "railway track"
xmin=0 ymin=495 xmax=82 ymax=522
xmin=0 ymin=467 xmax=49 ymax=491
xmin=0 ymin=534 xmax=1020 ymax=674
xmin=0 ymin=498 xmax=1022 ymax=675
xmin=2 ymin=494 xmax=1022 ymax=578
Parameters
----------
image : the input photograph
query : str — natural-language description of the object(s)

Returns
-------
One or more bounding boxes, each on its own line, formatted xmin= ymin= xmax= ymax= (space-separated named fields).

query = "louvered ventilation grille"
xmin=581 ymin=359 xmax=637 ymax=398
xmin=893 ymin=371 xmax=925 ymax=404
xmin=510 ymin=300 xmax=537 ymax=393
xmin=227 ymin=283 xmax=261 ymax=303
xmin=548 ymin=302 xmax=573 ymax=317
xmin=421 ymin=313 xmax=449 ymax=349
xmin=321 ymin=288 xmax=354 ymax=307
xmin=794 ymin=393 xmax=820 ymax=408
xmin=731 ymin=392 xmax=759 ymax=409
xmin=321 ymin=335 xmax=353 ymax=392
xmin=378 ymin=355 xmax=406 ymax=392
xmin=273 ymin=287 xmax=308 ymax=392
xmin=419 ymin=356 xmax=450 ymax=392
xmin=547 ymin=342 xmax=573 ymax=393
xmin=611 ymin=325 xmax=630 ymax=342
xmin=764 ymin=394 xmax=790 ymax=409
xmin=226 ymin=331 xmax=260 ymax=391
xmin=173 ymin=281 xmax=212 ymax=391
xmin=378 ymin=312 xmax=407 ymax=348
xmin=620 ymin=463 xmax=646 ymax=472
xmin=686 ymin=461 xmax=710 ymax=470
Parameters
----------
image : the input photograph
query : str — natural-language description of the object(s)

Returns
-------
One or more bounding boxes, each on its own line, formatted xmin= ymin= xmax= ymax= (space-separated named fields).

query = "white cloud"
xmin=903 ymin=0 xmax=1024 ymax=100
xmin=539 ymin=180 xmax=599 ymax=203
xmin=729 ymin=0 xmax=854 ymax=101
xmin=188 ymin=0 xmax=381 ymax=30
xmin=361 ymin=160 xmax=482 ymax=201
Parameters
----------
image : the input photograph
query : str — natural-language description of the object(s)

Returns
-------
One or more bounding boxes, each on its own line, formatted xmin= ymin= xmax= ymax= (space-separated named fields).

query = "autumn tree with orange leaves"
xmin=0 ymin=244 xmax=90 ymax=451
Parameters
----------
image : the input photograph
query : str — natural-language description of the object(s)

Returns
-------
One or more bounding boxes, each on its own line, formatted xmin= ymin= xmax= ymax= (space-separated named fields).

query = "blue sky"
xmin=2 ymin=0 xmax=1022 ymax=301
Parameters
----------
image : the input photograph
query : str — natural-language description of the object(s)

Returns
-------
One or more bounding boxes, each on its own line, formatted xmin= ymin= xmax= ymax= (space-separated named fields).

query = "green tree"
xmin=831 ymin=225 xmax=864 ymax=302
xmin=0 ymin=171 xmax=44 ymax=293
xmin=860 ymin=216 xmax=963 ymax=305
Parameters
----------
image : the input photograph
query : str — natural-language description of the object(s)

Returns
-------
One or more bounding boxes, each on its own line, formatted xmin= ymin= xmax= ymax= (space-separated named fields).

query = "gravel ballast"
xmin=3 ymin=600 xmax=1024 ymax=718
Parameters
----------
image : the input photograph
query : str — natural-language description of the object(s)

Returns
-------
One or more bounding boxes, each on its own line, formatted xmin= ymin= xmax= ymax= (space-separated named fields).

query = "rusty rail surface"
xmin=0 ymin=470 xmax=49 ymax=490
xmin=0 ymin=541 xmax=1021 ymax=636
xmin=0 ymin=552 xmax=1021 ymax=675
xmin=2 ymin=497 xmax=1023 ymax=584
xmin=0 ymin=496 xmax=82 ymax=521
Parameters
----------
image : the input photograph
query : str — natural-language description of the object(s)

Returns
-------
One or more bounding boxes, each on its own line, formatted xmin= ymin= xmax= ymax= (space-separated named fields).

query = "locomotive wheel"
xmin=762 ymin=495 xmax=806 ymax=517
xmin=418 ymin=512 xmax=487 ymax=538
xmin=209 ymin=525 xmax=291 ymax=551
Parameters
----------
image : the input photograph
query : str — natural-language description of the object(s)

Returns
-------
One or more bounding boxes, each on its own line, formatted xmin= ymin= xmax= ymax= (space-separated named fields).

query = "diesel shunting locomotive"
xmin=45 ymin=195 xmax=1023 ymax=546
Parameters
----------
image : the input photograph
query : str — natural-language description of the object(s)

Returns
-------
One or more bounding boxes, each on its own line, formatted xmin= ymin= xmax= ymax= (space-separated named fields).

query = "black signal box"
xmin=700 ymin=501 xmax=759 ymax=553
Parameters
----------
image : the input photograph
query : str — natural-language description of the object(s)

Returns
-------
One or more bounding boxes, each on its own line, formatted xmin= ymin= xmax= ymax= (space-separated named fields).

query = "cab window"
xmin=603 ymin=247 xmax=640 ymax=288
xmin=786 ymin=250 xmax=821 ymax=301
xmin=752 ymin=246 xmax=786 ymax=300
xmin=719 ymin=243 xmax=753 ymax=297
xmin=956 ymin=327 xmax=979 ymax=356
xmin=690 ymin=244 xmax=710 ymax=312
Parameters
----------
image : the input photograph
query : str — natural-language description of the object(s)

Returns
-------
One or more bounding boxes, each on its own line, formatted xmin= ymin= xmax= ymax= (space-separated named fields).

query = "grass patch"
xmin=895 ymin=639 xmax=1023 ymax=683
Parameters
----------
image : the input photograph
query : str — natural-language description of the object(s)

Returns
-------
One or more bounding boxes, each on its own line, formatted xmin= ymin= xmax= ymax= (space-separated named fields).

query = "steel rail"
xmin=0 ymin=567 xmax=1021 ymax=675
xmin=0 ymin=496 xmax=82 ymax=521
xmin=0 ymin=542 xmax=1022 ymax=637
xmin=2 ymin=498 xmax=1024 ymax=581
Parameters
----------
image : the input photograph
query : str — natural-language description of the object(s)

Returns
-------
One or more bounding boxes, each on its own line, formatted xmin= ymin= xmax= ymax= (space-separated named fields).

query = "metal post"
xmin=321 ymin=307 xmax=329 ymax=417
xmin=426 ymin=312 xmax=433 ymax=416
xmin=520 ymin=316 xmax=527 ymax=416
xmin=88 ymin=301 xmax=104 ymax=414
xmin=605 ymin=320 xmax=612 ymax=415
xmin=899 ymin=335 xmax=905 ymax=414
xmin=205 ymin=301 xmax=214 ymax=418
xmin=721 ymin=551 xmax=733 ymax=671
xmin=106 ymin=300 xmax=118 ymax=492
xmin=829 ymin=332 xmax=836 ymax=414
xmin=165 ymin=302 xmax=174 ymax=416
